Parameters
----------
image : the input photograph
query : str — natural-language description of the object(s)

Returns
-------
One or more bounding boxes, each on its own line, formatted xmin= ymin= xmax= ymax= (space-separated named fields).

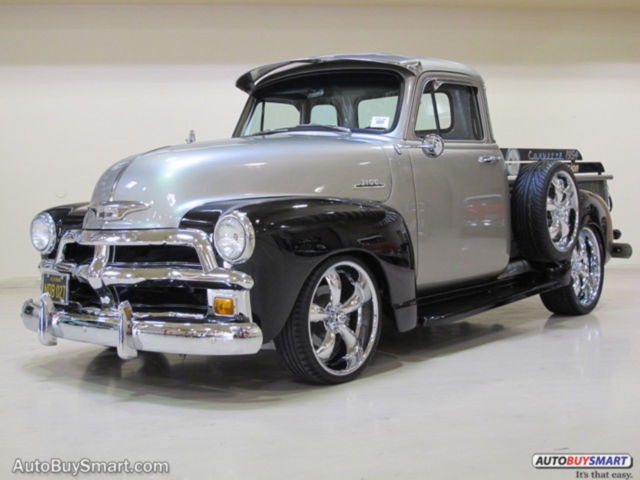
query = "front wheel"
xmin=275 ymin=256 xmax=381 ymax=384
xmin=540 ymin=225 xmax=604 ymax=315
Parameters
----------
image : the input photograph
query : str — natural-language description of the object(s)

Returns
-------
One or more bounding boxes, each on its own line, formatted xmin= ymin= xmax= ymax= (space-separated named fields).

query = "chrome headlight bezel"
xmin=30 ymin=212 xmax=57 ymax=255
xmin=213 ymin=211 xmax=255 ymax=264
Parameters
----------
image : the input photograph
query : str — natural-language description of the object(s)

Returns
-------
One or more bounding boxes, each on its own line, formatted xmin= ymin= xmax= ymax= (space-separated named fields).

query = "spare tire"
xmin=512 ymin=161 xmax=580 ymax=264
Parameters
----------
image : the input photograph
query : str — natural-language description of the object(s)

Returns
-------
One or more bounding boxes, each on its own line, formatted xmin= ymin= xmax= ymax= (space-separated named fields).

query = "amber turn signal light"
xmin=213 ymin=297 xmax=235 ymax=316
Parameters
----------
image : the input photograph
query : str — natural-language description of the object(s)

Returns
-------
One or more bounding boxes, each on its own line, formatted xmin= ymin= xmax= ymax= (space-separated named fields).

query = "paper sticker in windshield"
xmin=370 ymin=116 xmax=390 ymax=129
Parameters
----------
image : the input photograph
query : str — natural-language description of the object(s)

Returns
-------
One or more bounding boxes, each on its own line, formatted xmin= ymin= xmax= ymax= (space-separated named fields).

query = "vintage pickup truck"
xmin=23 ymin=54 xmax=632 ymax=384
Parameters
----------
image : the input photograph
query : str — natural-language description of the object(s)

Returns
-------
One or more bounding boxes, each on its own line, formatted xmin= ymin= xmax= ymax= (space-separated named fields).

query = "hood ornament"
xmin=185 ymin=129 xmax=196 ymax=144
xmin=87 ymin=201 xmax=150 ymax=222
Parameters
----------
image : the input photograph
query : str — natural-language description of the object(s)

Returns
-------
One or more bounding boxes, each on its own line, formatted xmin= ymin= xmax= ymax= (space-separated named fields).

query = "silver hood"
xmin=84 ymin=133 xmax=394 ymax=230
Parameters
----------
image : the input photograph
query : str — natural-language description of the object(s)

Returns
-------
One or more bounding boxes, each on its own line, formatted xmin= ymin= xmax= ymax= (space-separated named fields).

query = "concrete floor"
xmin=1 ymin=267 xmax=638 ymax=479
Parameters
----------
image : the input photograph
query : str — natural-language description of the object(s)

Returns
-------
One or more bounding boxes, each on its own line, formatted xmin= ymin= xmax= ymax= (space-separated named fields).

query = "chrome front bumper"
xmin=23 ymin=227 xmax=263 ymax=358
xmin=21 ymin=296 xmax=263 ymax=358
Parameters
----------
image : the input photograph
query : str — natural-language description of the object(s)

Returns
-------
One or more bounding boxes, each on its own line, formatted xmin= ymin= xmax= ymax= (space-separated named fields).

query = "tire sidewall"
xmin=279 ymin=255 xmax=383 ymax=384
xmin=514 ymin=161 xmax=580 ymax=264
xmin=568 ymin=223 xmax=605 ymax=314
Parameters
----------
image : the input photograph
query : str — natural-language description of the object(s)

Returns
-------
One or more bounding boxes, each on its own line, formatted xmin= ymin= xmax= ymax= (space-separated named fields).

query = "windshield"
xmin=239 ymin=70 xmax=403 ymax=136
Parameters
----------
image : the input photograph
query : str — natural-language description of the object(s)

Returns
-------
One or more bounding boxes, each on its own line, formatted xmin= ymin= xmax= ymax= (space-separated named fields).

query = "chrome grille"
xmin=44 ymin=229 xmax=253 ymax=313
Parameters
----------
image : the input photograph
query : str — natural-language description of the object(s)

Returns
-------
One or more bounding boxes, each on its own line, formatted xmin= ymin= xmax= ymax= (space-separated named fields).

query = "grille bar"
xmin=56 ymin=229 xmax=219 ymax=272
xmin=45 ymin=229 xmax=253 ymax=310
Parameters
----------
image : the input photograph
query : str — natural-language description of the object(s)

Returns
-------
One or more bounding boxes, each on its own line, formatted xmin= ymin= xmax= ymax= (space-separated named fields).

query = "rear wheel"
xmin=275 ymin=257 xmax=381 ymax=384
xmin=541 ymin=225 xmax=604 ymax=315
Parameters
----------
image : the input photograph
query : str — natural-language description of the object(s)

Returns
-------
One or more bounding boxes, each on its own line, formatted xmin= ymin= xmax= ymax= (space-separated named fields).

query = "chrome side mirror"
xmin=421 ymin=134 xmax=444 ymax=158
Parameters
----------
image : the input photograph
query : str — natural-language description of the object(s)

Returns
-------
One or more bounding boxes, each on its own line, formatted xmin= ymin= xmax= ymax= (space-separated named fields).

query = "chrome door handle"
xmin=478 ymin=155 xmax=501 ymax=164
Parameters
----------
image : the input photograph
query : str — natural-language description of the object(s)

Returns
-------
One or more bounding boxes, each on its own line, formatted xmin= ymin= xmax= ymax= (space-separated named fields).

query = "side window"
xmin=415 ymin=83 xmax=483 ymax=141
xmin=310 ymin=104 xmax=338 ymax=126
xmin=357 ymin=95 xmax=399 ymax=129
xmin=245 ymin=101 xmax=300 ymax=134
xmin=415 ymin=92 xmax=451 ymax=131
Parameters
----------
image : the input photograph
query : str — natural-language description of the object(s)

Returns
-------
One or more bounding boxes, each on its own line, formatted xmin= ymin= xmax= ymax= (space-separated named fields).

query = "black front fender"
xmin=39 ymin=203 xmax=90 ymax=260
xmin=182 ymin=197 xmax=416 ymax=342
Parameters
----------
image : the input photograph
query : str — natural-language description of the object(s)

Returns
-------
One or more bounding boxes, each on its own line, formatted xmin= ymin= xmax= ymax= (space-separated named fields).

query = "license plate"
xmin=42 ymin=272 xmax=69 ymax=304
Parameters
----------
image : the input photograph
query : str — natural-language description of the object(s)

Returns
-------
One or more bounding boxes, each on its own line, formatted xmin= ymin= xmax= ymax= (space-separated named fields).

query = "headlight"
xmin=213 ymin=211 xmax=255 ymax=264
xmin=30 ymin=212 xmax=57 ymax=254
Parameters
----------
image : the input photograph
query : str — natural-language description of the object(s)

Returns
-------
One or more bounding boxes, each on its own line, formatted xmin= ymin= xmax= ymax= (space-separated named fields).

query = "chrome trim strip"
xmin=74 ymin=264 xmax=254 ymax=289
xmin=22 ymin=299 xmax=263 ymax=357
xmin=42 ymin=262 xmax=254 ymax=290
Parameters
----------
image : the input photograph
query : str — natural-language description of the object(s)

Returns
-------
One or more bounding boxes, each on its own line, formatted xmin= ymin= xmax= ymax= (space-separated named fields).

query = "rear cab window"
xmin=310 ymin=104 xmax=338 ymax=126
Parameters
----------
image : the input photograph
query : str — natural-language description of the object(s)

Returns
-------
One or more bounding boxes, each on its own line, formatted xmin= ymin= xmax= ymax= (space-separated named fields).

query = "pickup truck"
xmin=22 ymin=54 xmax=633 ymax=384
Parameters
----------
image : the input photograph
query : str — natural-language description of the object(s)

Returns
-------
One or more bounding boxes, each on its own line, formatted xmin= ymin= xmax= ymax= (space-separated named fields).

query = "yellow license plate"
xmin=42 ymin=272 xmax=69 ymax=304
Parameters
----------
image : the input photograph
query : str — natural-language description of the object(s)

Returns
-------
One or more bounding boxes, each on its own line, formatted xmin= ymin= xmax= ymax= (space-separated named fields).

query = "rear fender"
xmin=579 ymin=189 xmax=612 ymax=263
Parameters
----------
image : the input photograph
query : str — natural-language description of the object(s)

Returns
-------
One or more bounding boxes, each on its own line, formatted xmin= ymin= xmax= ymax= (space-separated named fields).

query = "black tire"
xmin=512 ymin=161 xmax=580 ymax=264
xmin=541 ymin=224 xmax=604 ymax=315
xmin=274 ymin=256 xmax=382 ymax=384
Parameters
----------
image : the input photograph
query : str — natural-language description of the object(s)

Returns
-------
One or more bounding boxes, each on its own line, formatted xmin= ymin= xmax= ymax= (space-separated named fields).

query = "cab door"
xmin=408 ymin=77 xmax=509 ymax=289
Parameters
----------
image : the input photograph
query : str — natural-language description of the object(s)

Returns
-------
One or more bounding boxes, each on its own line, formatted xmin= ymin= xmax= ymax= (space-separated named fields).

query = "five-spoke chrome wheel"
xmin=546 ymin=170 xmax=579 ymax=252
xmin=513 ymin=161 xmax=581 ymax=264
xmin=275 ymin=257 xmax=381 ymax=384
xmin=541 ymin=225 xmax=604 ymax=316
xmin=571 ymin=226 xmax=602 ymax=307
xmin=308 ymin=261 xmax=379 ymax=376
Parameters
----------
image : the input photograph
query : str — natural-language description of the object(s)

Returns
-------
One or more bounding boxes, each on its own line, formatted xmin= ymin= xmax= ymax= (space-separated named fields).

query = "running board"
xmin=417 ymin=270 xmax=570 ymax=326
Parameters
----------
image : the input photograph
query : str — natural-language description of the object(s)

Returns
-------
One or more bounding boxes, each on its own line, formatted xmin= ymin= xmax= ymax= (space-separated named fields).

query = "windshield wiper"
xmin=249 ymin=124 xmax=351 ymax=137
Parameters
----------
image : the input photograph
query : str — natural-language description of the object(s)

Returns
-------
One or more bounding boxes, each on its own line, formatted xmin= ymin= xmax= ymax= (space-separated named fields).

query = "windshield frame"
xmin=233 ymin=66 xmax=407 ymax=138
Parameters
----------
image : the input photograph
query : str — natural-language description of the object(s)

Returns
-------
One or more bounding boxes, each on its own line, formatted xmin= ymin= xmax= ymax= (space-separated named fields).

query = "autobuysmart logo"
xmin=532 ymin=453 xmax=633 ymax=469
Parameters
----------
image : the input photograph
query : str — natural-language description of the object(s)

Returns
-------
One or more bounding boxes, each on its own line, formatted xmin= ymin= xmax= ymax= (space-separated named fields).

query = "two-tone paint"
xmin=23 ymin=54 xmax=630 ymax=362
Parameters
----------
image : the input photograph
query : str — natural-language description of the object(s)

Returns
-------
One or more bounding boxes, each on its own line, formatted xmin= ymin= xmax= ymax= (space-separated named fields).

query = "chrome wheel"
xmin=571 ymin=227 xmax=602 ymax=306
xmin=307 ymin=261 xmax=379 ymax=376
xmin=546 ymin=170 xmax=579 ymax=252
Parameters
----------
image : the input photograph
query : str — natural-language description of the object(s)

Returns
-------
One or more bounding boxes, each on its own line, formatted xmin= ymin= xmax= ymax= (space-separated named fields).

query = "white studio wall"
xmin=1 ymin=4 xmax=638 ymax=281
